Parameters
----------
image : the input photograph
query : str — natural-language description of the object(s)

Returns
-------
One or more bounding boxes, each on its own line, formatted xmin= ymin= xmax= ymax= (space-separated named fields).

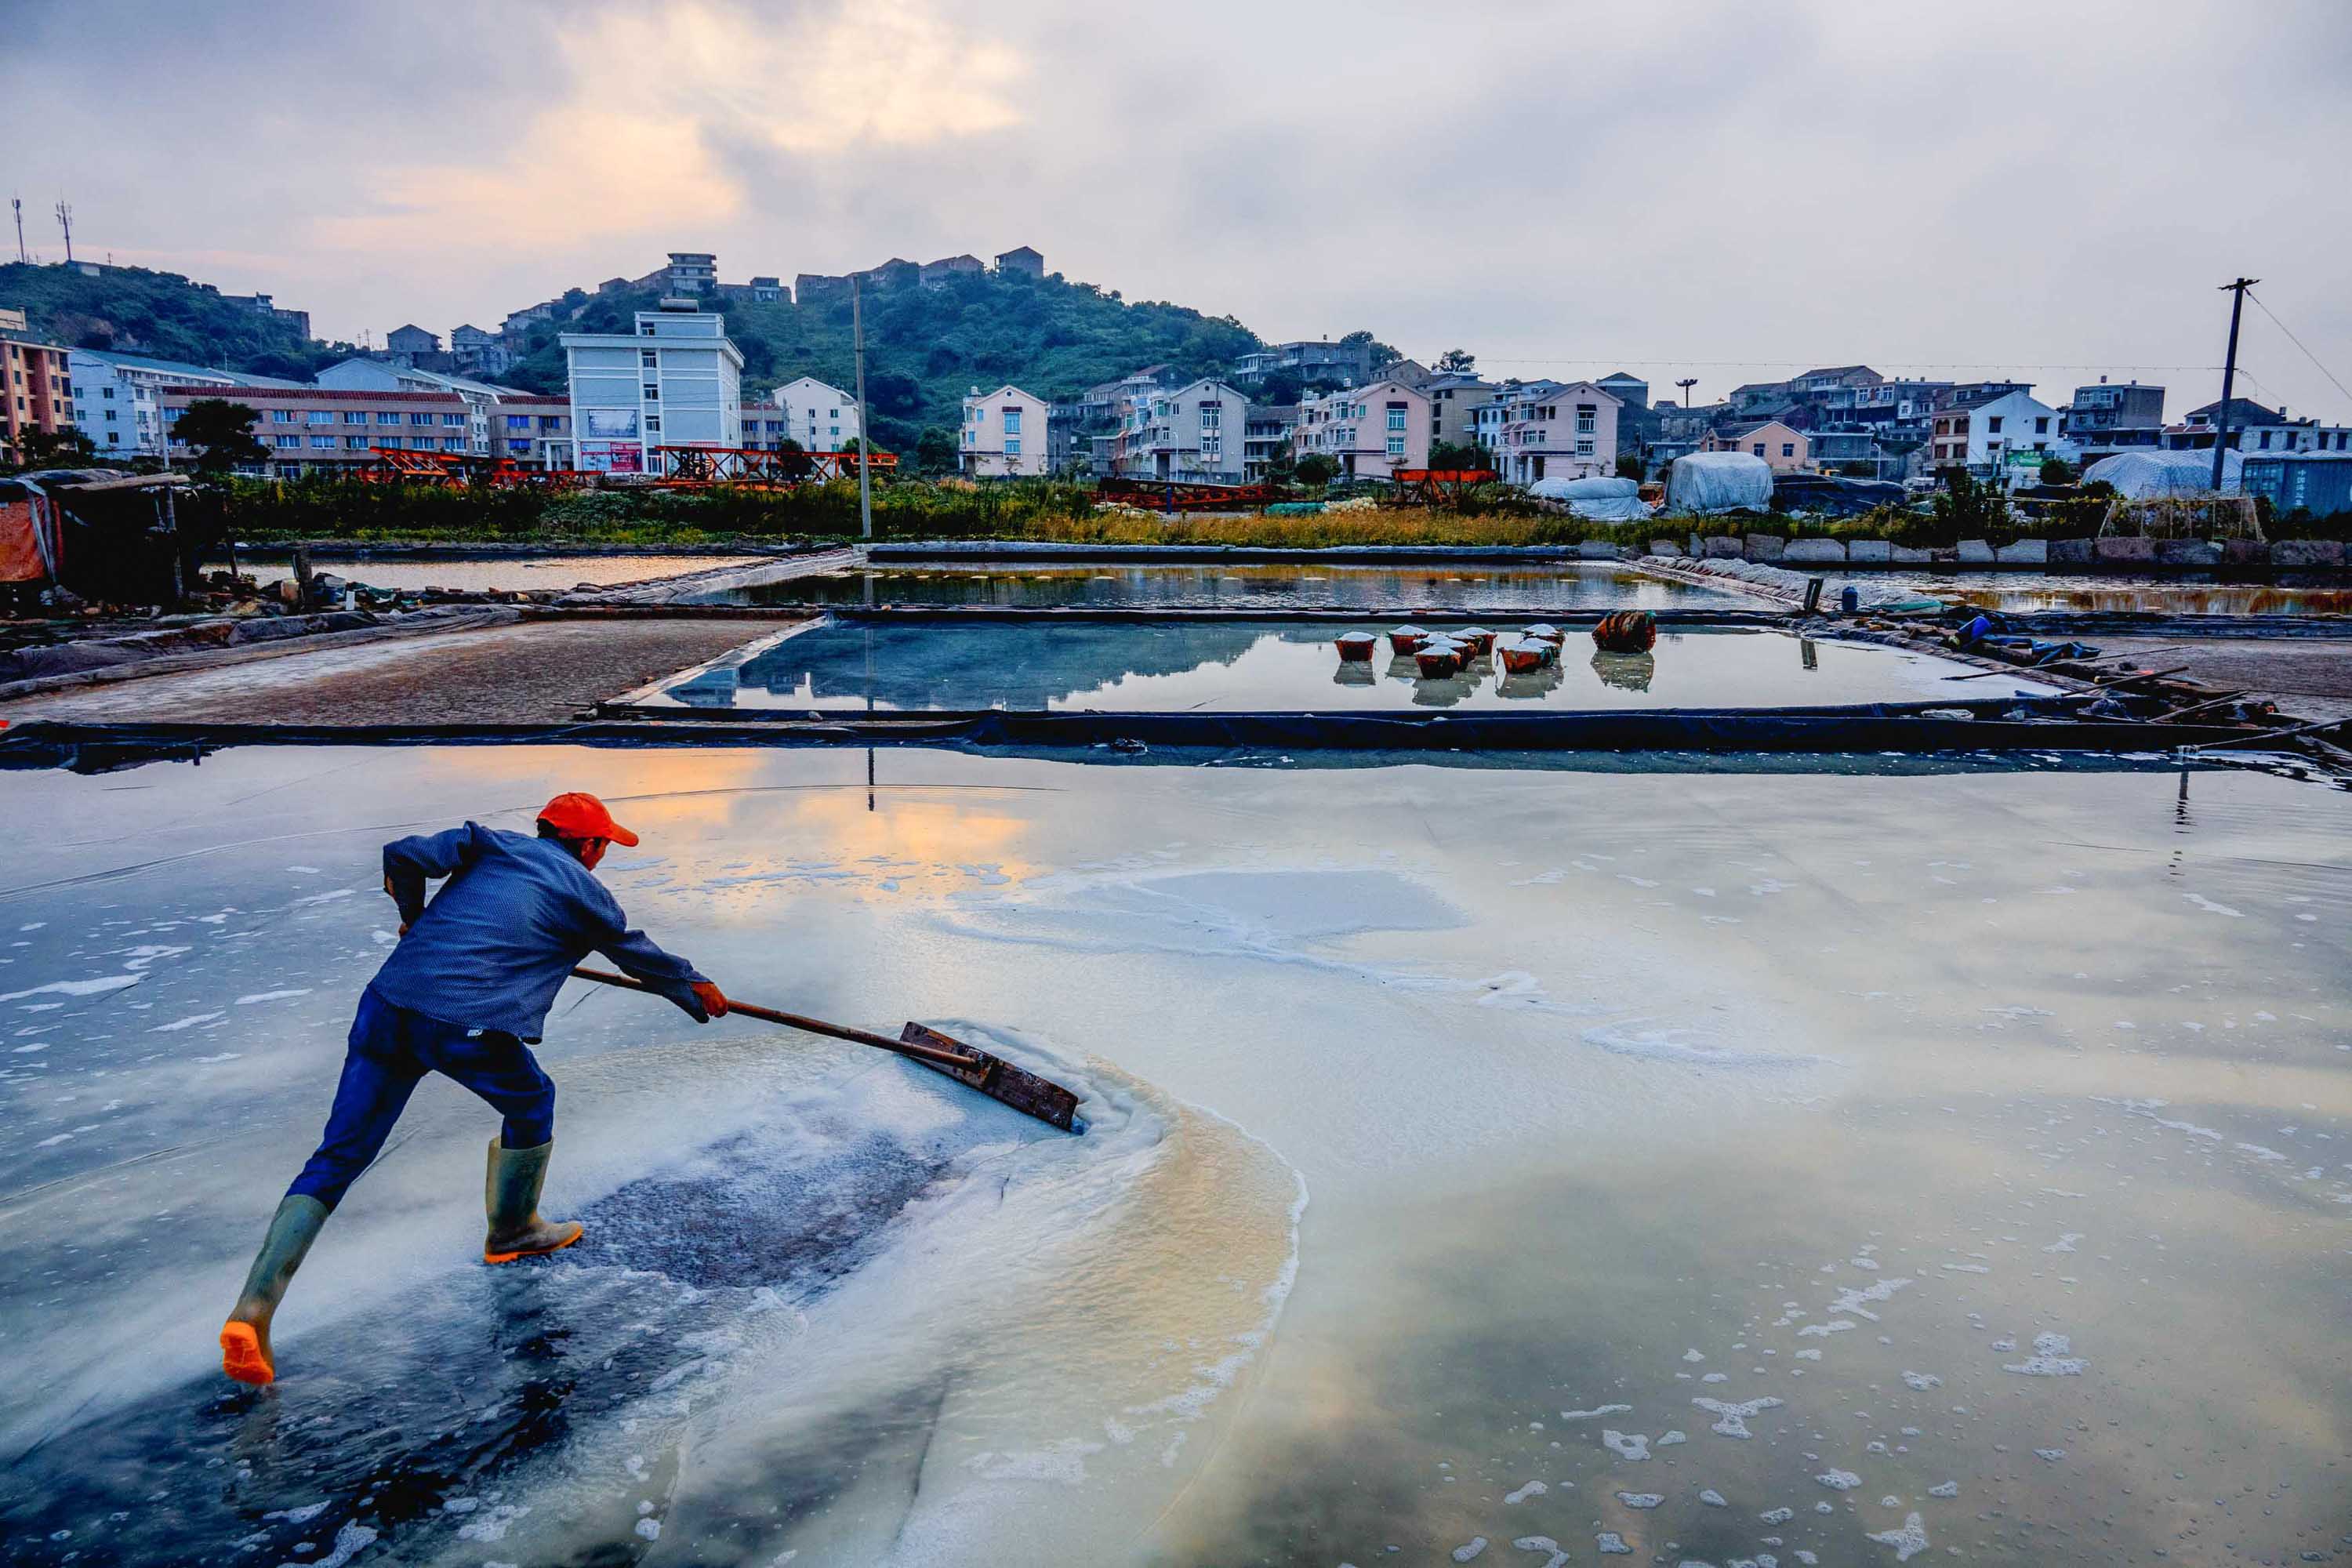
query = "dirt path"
xmin=0 ymin=616 xmax=804 ymax=725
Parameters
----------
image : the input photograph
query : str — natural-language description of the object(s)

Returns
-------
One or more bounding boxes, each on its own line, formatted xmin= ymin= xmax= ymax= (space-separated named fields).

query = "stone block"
xmin=1890 ymin=546 xmax=1935 ymax=563
xmin=1845 ymin=539 xmax=1892 ymax=563
xmin=1956 ymin=539 xmax=1997 ymax=563
xmin=1744 ymin=534 xmax=1785 ymax=561
xmin=1994 ymin=539 xmax=2047 ymax=564
xmin=2049 ymin=536 xmax=2095 ymax=564
xmin=1577 ymin=540 xmax=1622 ymax=561
xmin=1704 ymin=536 xmax=1745 ymax=558
xmin=1649 ymin=539 xmax=1679 ymax=559
xmin=2270 ymin=538 xmax=2345 ymax=567
xmin=1780 ymin=538 xmax=1847 ymax=563
xmin=2154 ymin=539 xmax=2222 ymax=567
xmin=2094 ymin=536 xmax=2157 ymax=564
xmin=2221 ymin=538 xmax=2263 ymax=565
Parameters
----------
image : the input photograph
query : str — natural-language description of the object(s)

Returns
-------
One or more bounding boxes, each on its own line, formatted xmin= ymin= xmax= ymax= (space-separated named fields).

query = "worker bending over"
xmin=220 ymin=792 xmax=728 ymax=1387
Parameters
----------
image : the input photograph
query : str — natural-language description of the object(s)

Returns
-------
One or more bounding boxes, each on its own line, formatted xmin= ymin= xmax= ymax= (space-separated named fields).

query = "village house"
xmin=1293 ymin=379 xmax=1432 ymax=480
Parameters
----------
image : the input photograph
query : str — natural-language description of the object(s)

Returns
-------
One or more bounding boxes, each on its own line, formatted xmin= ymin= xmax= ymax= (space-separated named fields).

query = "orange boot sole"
xmin=484 ymin=1221 xmax=583 ymax=1265
xmin=220 ymin=1321 xmax=274 ymax=1386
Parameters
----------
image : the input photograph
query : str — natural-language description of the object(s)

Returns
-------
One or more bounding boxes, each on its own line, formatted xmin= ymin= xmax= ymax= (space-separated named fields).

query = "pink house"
xmin=1292 ymin=379 xmax=1432 ymax=480
xmin=1496 ymin=380 xmax=1622 ymax=485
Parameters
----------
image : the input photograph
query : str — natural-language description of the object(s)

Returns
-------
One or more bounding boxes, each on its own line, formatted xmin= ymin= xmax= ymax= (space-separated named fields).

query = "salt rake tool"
xmin=570 ymin=967 xmax=1082 ymax=1132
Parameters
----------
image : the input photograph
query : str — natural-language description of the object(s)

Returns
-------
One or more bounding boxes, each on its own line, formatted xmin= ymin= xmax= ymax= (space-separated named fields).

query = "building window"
xmin=1006 ymin=437 xmax=1022 ymax=457
xmin=443 ymin=413 xmax=465 ymax=426
xmin=410 ymin=412 xmax=433 ymax=426
xmin=1752 ymin=442 xmax=1766 ymax=456
xmin=346 ymin=436 xmax=368 ymax=450
xmin=1782 ymin=443 xmax=1795 ymax=458
xmin=539 ymin=416 xmax=564 ymax=431
xmin=1987 ymin=416 xmax=2004 ymax=433
xmin=344 ymin=411 xmax=367 ymax=424
xmin=101 ymin=386 xmax=114 ymax=400
xmin=1003 ymin=408 xmax=1022 ymax=434
xmin=377 ymin=412 xmax=400 ymax=425
xmin=1385 ymin=403 xmax=1407 ymax=433
xmin=1576 ymin=404 xmax=1596 ymax=434
xmin=1386 ymin=435 xmax=1405 ymax=458
xmin=270 ymin=408 xmax=296 ymax=423
xmin=507 ymin=415 xmax=529 ymax=430
xmin=307 ymin=411 xmax=335 ymax=425
xmin=641 ymin=348 xmax=657 ymax=367
xmin=644 ymin=415 xmax=660 ymax=432
xmin=643 ymin=384 xmax=659 ymax=401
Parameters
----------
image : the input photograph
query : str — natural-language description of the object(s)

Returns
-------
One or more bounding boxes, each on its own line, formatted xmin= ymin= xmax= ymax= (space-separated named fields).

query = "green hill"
xmin=0 ymin=261 xmax=348 ymax=379
xmin=497 ymin=269 xmax=1265 ymax=451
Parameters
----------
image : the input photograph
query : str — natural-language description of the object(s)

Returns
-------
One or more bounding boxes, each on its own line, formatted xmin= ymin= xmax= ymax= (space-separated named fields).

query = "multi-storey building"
xmin=1425 ymin=372 xmax=1497 ymax=448
xmin=1926 ymin=389 xmax=2062 ymax=483
xmin=960 ymin=385 xmax=1050 ymax=477
xmin=1109 ymin=377 xmax=1250 ymax=482
xmin=318 ymin=358 xmax=512 ymax=456
xmin=1243 ymin=405 xmax=1298 ymax=480
xmin=1493 ymin=381 xmax=1623 ymax=485
xmin=2163 ymin=397 xmax=2347 ymax=456
xmin=490 ymin=396 xmax=573 ymax=468
xmin=159 ymin=384 xmax=477 ymax=475
xmin=1234 ymin=339 xmax=1376 ymax=390
xmin=2 ymin=328 xmax=75 ymax=465
xmin=561 ymin=302 xmax=744 ymax=475
xmin=1471 ymin=379 xmax=1560 ymax=456
xmin=995 ymin=245 xmax=1045 ymax=278
xmin=770 ymin=376 xmax=860 ymax=450
xmin=69 ymin=350 xmax=282 ymax=458
xmin=1294 ymin=379 xmax=1432 ymax=480
xmin=2059 ymin=378 xmax=2165 ymax=457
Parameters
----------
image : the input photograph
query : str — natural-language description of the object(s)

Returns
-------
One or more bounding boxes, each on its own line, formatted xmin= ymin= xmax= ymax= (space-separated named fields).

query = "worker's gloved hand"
xmin=691 ymin=981 xmax=729 ymax=1020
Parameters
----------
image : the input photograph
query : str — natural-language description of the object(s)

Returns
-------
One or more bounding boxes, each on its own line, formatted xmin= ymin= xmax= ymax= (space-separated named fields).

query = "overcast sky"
xmin=7 ymin=0 xmax=2349 ymax=417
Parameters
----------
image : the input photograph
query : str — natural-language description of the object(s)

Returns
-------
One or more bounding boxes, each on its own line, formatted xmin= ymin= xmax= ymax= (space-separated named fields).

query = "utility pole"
xmin=851 ymin=274 xmax=873 ymax=540
xmin=1676 ymin=377 xmax=1698 ymax=408
xmin=53 ymin=201 xmax=72 ymax=264
xmin=2212 ymin=277 xmax=2257 ymax=492
xmin=10 ymin=198 xmax=24 ymax=263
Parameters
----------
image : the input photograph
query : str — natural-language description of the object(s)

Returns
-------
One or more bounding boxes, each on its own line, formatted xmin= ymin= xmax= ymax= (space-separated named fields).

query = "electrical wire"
xmin=2245 ymin=292 xmax=2352 ymax=408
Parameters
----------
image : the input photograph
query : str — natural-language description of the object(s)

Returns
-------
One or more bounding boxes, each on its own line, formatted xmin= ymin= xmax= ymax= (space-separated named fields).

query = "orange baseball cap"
xmin=537 ymin=791 xmax=639 ymax=847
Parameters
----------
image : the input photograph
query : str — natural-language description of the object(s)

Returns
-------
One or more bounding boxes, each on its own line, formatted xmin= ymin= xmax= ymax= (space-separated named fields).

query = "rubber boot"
xmin=220 ymin=1194 xmax=330 ymax=1386
xmin=482 ymin=1136 xmax=583 ymax=1264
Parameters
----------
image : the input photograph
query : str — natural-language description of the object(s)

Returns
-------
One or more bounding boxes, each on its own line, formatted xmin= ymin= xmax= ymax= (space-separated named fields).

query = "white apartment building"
xmin=561 ymin=303 xmax=745 ymax=475
xmin=1494 ymin=381 xmax=1622 ymax=485
xmin=1113 ymin=377 xmax=1250 ymax=481
xmin=1926 ymin=388 xmax=2063 ymax=485
xmin=1294 ymin=379 xmax=1432 ymax=480
xmin=69 ymin=350 xmax=266 ymax=457
xmin=771 ymin=376 xmax=861 ymax=451
xmin=961 ymin=384 xmax=1051 ymax=477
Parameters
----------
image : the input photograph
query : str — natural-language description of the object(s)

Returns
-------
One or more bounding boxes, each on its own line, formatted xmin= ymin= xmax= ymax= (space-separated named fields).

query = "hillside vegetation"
xmin=497 ymin=269 xmax=1265 ymax=449
xmin=0 ymin=261 xmax=348 ymax=379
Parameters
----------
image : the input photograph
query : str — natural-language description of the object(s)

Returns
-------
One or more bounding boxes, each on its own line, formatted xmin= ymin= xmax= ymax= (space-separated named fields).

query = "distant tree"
xmin=1838 ymin=460 xmax=1876 ymax=478
xmin=1614 ymin=452 xmax=1646 ymax=481
xmin=1295 ymin=452 xmax=1338 ymax=486
xmin=1341 ymin=328 xmax=1401 ymax=371
xmin=1255 ymin=368 xmax=1304 ymax=407
xmin=1260 ymin=443 xmax=1298 ymax=485
xmin=2038 ymin=456 xmax=2076 ymax=485
xmin=172 ymin=399 xmax=268 ymax=474
xmin=1430 ymin=439 xmax=1486 ymax=471
xmin=1435 ymin=348 xmax=1476 ymax=374
xmin=1928 ymin=467 xmax=2007 ymax=544
xmin=914 ymin=426 xmax=959 ymax=475
xmin=774 ymin=437 xmax=814 ymax=481
xmin=11 ymin=427 xmax=100 ymax=468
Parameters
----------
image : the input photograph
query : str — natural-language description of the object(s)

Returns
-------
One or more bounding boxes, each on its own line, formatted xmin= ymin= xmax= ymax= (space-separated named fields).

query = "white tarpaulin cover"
xmin=2083 ymin=448 xmax=2243 ymax=498
xmin=1527 ymin=475 xmax=1651 ymax=521
xmin=1665 ymin=451 xmax=1773 ymax=514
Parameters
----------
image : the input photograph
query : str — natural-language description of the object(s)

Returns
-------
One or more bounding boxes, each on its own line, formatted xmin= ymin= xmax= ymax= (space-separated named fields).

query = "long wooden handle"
xmin=569 ymin=967 xmax=985 ymax=1071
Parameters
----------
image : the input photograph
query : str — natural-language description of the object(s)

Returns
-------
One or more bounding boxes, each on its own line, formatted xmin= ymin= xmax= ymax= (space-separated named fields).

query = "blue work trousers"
xmin=288 ymin=985 xmax=557 ymax=1209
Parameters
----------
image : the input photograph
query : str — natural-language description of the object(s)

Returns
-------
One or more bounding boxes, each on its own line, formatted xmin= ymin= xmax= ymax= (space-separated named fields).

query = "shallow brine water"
xmin=625 ymin=621 xmax=2050 ymax=713
xmin=243 ymin=555 xmax=762 ymax=593
xmin=1 ymin=746 xmax=2346 ymax=1566
xmin=696 ymin=562 xmax=1767 ymax=611
xmin=1867 ymin=572 xmax=2352 ymax=617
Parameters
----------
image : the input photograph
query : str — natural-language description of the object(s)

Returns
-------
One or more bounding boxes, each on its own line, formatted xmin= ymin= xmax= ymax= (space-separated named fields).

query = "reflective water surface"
xmin=699 ymin=562 xmax=1767 ymax=611
xmin=628 ymin=620 xmax=2052 ymax=712
xmin=245 ymin=554 xmax=762 ymax=593
xmin=2 ymin=746 xmax=2345 ymax=1566
xmin=1871 ymin=571 xmax=2352 ymax=616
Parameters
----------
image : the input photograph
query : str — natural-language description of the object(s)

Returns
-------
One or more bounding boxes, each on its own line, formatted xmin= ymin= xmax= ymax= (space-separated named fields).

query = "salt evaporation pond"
xmin=627 ymin=620 xmax=2049 ymax=712
xmin=698 ymin=561 xmax=1766 ymax=611
xmin=243 ymin=554 xmax=762 ymax=593
xmin=1867 ymin=572 xmax=2352 ymax=617
xmin=2 ymin=744 xmax=2347 ymax=1565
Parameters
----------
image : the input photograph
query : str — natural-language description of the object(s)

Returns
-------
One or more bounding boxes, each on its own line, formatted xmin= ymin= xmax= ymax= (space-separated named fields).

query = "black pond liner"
xmin=0 ymin=702 xmax=2274 ymax=781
